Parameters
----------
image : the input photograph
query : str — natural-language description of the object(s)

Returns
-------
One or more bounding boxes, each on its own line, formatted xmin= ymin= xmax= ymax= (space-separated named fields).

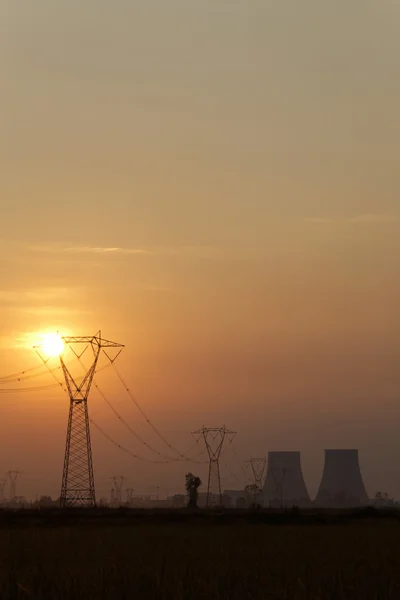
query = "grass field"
xmin=1 ymin=511 xmax=399 ymax=599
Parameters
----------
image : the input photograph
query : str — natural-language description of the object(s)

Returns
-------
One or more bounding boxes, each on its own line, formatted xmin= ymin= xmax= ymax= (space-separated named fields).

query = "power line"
xmin=90 ymin=419 xmax=173 ymax=464
xmin=94 ymin=382 xmax=192 ymax=461
xmin=71 ymin=348 xmax=204 ymax=464
xmin=111 ymin=362 xmax=190 ymax=461
xmin=0 ymin=362 xmax=46 ymax=381
xmin=76 ymin=359 xmax=191 ymax=462
xmin=0 ymin=381 xmax=64 ymax=393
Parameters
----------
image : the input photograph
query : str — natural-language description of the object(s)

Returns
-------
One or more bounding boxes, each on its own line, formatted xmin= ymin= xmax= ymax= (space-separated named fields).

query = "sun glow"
xmin=42 ymin=333 xmax=65 ymax=357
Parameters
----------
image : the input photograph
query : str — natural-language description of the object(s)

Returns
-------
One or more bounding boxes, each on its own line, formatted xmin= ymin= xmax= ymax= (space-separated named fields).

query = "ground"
xmin=0 ymin=509 xmax=399 ymax=599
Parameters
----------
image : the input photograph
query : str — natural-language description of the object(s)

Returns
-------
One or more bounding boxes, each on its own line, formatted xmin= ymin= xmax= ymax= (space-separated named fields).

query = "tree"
xmin=185 ymin=472 xmax=202 ymax=509
xmin=245 ymin=483 xmax=261 ymax=508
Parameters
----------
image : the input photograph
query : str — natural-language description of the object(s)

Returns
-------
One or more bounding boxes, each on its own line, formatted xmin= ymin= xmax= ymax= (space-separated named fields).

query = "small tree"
xmin=245 ymin=483 xmax=261 ymax=508
xmin=185 ymin=472 xmax=202 ymax=509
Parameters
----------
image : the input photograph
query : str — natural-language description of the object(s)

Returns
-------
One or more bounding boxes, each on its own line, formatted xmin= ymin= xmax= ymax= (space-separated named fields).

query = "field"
xmin=1 ymin=510 xmax=400 ymax=599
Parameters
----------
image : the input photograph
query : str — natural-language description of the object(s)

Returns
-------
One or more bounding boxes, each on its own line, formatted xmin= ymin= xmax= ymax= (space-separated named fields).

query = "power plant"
xmin=0 ymin=331 xmax=381 ymax=509
xmin=263 ymin=451 xmax=311 ymax=508
xmin=315 ymin=449 xmax=369 ymax=507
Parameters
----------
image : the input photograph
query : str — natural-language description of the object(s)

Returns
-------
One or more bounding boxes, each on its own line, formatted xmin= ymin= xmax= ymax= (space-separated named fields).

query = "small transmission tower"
xmin=0 ymin=478 xmax=7 ymax=504
xmin=271 ymin=468 xmax=286 ymax=508
xmin=245 ymin=458 xmax=267 ymax=506
xmin=192 ymin=426 xmax=236 ymax=507
xmin=112 ymin=476 xmax=125 ymax=506
xmin=36 ymin=331 xmax=124 ymax=508
xmin=6 ymin=471 xmax=21 ymax=500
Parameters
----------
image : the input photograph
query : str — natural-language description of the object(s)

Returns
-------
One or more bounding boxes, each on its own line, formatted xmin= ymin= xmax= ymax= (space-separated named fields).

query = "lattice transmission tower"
xmin=192 ymin=426 xmax=236 ymax=507
xmin=0 ymin=478 xmax=7 ymax=504
xmin=245 ymin=458 xmax=267 ymax=506
xmin=37 ymin=331 xmax=124 ymax=508
xmin=271 ymin=467 xmax=286 ymax=508
xmin=112 ymin=476 xmax=125 ymax=506
xmin=7 ymin=471 xmax=21 ymax=500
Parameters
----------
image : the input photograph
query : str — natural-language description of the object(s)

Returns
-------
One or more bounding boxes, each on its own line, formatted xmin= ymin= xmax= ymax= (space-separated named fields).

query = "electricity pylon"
xmin=112 ymin=476 xmax=125 ymax=506
xmin=126 ymin=488 xmax=134 ymax=504
xmin=271 ymin=467 xmax=286 ymax=508
xmin=0 ymin=478 xmax=7 ymax=503
xmin=6 ymin=471 xmax=21 ymax=500
xmin=37 ymin=331 xmax=124 ymax=508
xmin=245 ymin=458 xmax=267 ymax=506
xmin=192 ymin=426 xmax=236 ymax=507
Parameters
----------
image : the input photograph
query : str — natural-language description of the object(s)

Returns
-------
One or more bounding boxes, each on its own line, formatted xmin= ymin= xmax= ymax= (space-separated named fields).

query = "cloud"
xmin=65 ymin=246 xmax=151 ymax=255
xmin=27 ymin=243 xmax=270 ymax=261
xmin=304 ymin=214 xmax=400 ymax=225
xmin=29 ymin=244 xmax=151 ymax=255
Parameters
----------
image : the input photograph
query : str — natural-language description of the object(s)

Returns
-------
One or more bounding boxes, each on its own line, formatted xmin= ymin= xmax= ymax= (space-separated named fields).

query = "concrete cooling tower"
xmin=315 ymin=449 xmax=368 ymax=508
xmin=263 ymin=451 xmax=311 ymax=508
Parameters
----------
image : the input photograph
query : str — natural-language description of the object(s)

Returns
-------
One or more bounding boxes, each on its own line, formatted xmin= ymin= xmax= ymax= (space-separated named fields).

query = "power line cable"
xmin=90 ymin=419 xmax=174 ymax=464
xmin=0 ymin=362 xmax=47 ymax=381
xmin=111 ymin=362 xmax=192 ymax=461
xmin=77 ymin=357 xmax=205 ymax=464
xmin=42 ymin=354 xmax=203 ymax=466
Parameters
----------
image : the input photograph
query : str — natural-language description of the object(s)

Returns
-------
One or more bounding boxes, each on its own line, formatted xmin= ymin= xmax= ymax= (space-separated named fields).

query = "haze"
xmin=0 ymin=1 xmax=399 ymax=501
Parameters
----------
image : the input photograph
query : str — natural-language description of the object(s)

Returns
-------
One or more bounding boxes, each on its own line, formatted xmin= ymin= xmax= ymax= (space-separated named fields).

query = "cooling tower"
xmin=315 ymin=449 xmax=368 ymax=507
xmin=263 ymin=451 xmax=311 ymax=508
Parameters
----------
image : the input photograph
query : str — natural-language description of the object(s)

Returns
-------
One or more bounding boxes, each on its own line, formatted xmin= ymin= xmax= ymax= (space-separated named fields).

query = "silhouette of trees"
xmin=185 ymin=473 xmax=201 ymax=509
xmin=245 ymin=483 xmax=261 ymax=508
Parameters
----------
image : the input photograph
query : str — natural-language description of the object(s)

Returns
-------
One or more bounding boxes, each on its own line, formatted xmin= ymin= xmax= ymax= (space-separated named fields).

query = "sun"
xmin=42 ymin=333 xmax=65 ymax=357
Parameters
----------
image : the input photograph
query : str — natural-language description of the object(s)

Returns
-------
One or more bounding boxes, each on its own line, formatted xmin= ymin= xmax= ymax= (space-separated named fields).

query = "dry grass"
xmin=0 ymin=518 xmax=399 ymax=599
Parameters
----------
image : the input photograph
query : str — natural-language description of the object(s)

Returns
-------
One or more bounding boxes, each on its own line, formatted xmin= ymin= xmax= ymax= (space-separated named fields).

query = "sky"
xmin=0 ymin=0 xmax=399 ymax=501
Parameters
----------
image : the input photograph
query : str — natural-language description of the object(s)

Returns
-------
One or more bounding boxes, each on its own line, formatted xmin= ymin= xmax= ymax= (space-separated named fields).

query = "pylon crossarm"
xmin=60 ymin=353 xmax=99 ymax=401
xmin=63 ymin=334 xmax=124 ymax=349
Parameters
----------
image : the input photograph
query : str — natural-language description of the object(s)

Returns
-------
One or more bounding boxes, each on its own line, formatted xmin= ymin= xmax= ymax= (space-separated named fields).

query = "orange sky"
xmin=0 ymin=0 xmax=399 ymax=501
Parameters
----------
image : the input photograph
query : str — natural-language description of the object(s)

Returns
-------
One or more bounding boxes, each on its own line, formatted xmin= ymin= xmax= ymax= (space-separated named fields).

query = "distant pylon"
xmin=36 ymin=331 xmax=124 ymax=508
xmin=271 ymin=467 xmax=286 ymax=508
xmin=245 ymin=458 xmax=267 ymax=505
xmin=126 ymin=488 xmax=134 ymax=504
xmin=0 ymin=478 xmax=7 ymax=503
xmin=112 ymin=476 xmax=125 ymax=506
xmin=6 ymin=471 xmax=21 ymax=500
xmin=192 ymin=426 xmax=236 ymax=507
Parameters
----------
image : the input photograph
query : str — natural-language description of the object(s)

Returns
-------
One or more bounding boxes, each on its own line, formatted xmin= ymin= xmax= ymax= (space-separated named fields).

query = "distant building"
xmin=224 ymin=489 xmax=246 ymax=506
xmin=172 ymin=494 xmax=186 ymax=508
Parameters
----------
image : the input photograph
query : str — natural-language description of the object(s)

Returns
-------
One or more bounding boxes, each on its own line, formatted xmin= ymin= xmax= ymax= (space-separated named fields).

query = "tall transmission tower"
xmin=6 ymin=471 xmax=21 ymax=500
xmin=245 ymin=458 xmax=267 ymax=506
xmin=112 ymin=476 xmax=125 ymax=506
xmin=0 ymin=478 xmax=7 ymax=504
xmin=126 ymin=488 xmax=134 ymax=504
xmin=36 ymin=331 xmax=124 ymax=508
xmin=192 ymin=426 xmax=236 ymax=507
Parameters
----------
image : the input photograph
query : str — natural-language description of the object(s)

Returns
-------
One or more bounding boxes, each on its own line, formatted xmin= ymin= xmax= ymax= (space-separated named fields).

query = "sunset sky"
xmin=1 ymin=1 xmax=399 ymax=501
